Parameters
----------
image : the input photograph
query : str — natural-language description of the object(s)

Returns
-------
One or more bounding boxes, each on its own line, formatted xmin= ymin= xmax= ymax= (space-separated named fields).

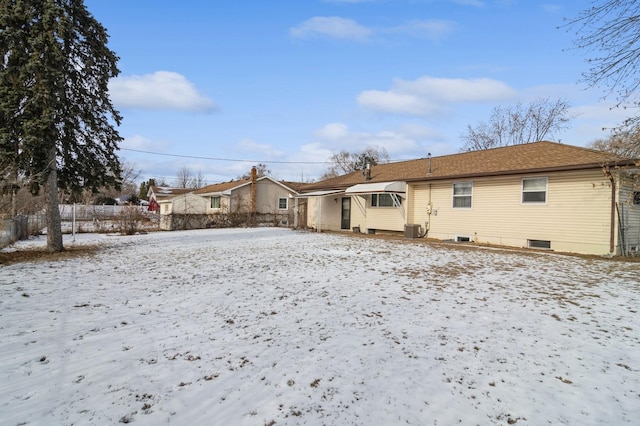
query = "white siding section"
xmin=307 ymin=196 xmax=343 ymax=231
xmin=169 ymin=194 xmax=208 ymax=214
xmin=350 ymin=196 xmax=367 ymax=231
xmin=410 ymin=170 xmax=615 ymax=255
xmin=337 ymin=194 xmax=405 ymax=233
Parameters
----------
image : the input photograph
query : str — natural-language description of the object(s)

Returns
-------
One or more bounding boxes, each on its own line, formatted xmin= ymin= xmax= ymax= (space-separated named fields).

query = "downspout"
xmin=421 ymin=183 xmax=432 ymax=238
xmin=250 ymin=166 xmax=257 ymax=215
xmin=421 ymin=156 xmax=433 ymax=239
xmin=317 ymin=196 xmax=322 ymax=232
xmin=606 ymin=170 xmax=616 ymax=254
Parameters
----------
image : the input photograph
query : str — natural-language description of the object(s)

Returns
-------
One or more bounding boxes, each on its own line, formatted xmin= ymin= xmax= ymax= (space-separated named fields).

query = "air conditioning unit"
xmin=404 ymin=224 xmax=421 ymax=238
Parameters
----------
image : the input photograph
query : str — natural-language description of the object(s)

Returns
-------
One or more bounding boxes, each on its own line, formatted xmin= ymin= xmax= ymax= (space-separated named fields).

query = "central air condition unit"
xmin=404 ymin=224 xmax=421 ymax=238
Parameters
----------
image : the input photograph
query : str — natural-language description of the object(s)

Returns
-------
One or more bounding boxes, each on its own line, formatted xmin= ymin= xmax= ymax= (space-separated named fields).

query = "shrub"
xmin=117 ymin=205 xmax=146 ymax=235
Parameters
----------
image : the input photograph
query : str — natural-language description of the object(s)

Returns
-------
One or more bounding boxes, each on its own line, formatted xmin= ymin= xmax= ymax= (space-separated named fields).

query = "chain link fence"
xmin=0 ymin=214 xmax=46 ymax=249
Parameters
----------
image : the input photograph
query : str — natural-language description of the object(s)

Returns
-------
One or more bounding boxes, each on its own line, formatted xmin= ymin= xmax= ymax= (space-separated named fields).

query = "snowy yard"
xmin=1 ymin=228 xmax=639 ymax=425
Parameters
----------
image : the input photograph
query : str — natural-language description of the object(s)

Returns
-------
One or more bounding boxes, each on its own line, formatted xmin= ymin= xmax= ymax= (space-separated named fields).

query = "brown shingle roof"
xmin=279 ymin=180 xmax=307 ymax=192
xmin=301 ymin=141 xmax=634 ymax=191
xmin=193 ymin=178 xmax=305 ymax=195
xmin=149 ymin=186 xmax=192 ymax=200
xmin=193 ymin=179 xmax=252 ymax=195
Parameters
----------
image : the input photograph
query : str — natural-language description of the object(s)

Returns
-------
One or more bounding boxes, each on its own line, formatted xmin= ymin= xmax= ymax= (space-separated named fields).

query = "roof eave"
xmin=404 ymin=161 xmax=635 ymax=183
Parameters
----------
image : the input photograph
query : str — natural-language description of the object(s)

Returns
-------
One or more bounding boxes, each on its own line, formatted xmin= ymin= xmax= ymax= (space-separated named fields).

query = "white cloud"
xmin=236 ymin=139 xmax=286 ymax=159
xmin=357 ymin=90 xmax=440 ymax=116
xmin=120 ymin=134 xmax=170 ymax=151
xmin=310 ymin=122 xmax=425 ymax=156
xmin=357 ymin=76 xmax=517 ymax=116
xmin=315 ymin=123 xmax=350 ymax=140
xmin=109 ymin=71 xmax=217 ymax=113
xmin=290 ymin=17 xmax=371 ymax=41
xmin=541 ymin=4 xmax=562 ymax=13
xmin=387 ymin=20 xmax=456 ymax=41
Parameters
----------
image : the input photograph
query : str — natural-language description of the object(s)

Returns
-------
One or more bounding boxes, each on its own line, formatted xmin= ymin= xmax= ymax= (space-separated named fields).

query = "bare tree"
xmin=120 ymin=161 xmax=141 ymax=195
xmin=590 ymin=128 xmax=640 ymax=158
xmin=320 ymin=147 xmax=390 ymax=180
xmin=191 ymin=171 xmax=207 ymax=189
xmin=565 ymin=1 xmax=640 ymax=132
xmin=174 ymin=167 xmax=208 ymax=189
xmin=238 ymin=163 xmax=271 ymax=180
xmin=460 ymin=98 xmax=573 ymax=152
xmin=175 ymin=166 xmax=194 ymax=189
xmin=78 ymin=161 xmax=140 ymax=204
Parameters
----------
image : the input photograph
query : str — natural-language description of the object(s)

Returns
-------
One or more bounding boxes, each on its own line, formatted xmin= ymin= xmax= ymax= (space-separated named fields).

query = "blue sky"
xmin=85 ymin=0 xmax=627 ymax=184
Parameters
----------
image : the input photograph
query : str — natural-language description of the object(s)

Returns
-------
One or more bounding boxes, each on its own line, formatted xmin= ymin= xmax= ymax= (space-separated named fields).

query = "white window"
xmin=210 ymin=196 xmax=220 ymax=209
xmin=278 ymin=198 xmax=288 ymax=210
xmin=452 ymin=182 xmax=472 ymax=208
xmin=371 ymin=194 xmax=398 ymax=207
xmin=522 ymin=177 xmax=547 ymax=203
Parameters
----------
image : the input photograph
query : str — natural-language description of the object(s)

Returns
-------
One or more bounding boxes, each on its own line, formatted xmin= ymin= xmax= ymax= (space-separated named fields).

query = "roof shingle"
xmin=301 ymin=141 xmax=634 ymax=191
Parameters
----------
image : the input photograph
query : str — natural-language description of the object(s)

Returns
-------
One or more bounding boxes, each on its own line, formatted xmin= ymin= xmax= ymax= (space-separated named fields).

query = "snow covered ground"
xmin=1 ymin=228 xmax=639 ymax=426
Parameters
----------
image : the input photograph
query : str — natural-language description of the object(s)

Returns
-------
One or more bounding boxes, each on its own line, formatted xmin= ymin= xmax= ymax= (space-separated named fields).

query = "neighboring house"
xmin=153 ymin=168 xmax=305 ymax=231
xmin=298 ymin=141 xmax=640 ymax=256
xmin=147 ymin=186 xmax=192 ymax=213
xmin=193 ymin=168 xmax=304 ymax=227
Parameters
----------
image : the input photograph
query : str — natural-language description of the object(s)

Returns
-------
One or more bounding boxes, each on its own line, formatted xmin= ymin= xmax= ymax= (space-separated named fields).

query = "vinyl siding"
xmin=338 ymin=194 xmax=404 ymax=233
xmin=307 ymin=196 xmax=343 ymax=231
xmin=255 ymin=180 xmax=294 ymax=214
xmin=169 ymin=194 xmax=208 ymax=214
xmin=409 ymin=169 xmax=615 ymax=255
xmin=350 ymin=196 xmax=367 ymax=231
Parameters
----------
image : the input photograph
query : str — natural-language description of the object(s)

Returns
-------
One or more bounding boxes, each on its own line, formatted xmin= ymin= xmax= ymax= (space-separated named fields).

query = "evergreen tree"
xmin=0 ymin=0 xmax=122 ymax=251
xmin=139 ymin=178 xmax=156 ymax=200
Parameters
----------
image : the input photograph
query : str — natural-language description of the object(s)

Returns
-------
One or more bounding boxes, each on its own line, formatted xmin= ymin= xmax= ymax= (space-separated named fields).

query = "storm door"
xmin=341 ymin=197 xmax=351 ymax=230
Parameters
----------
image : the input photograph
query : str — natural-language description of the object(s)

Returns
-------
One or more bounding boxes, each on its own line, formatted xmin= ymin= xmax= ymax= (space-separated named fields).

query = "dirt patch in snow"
xmin=0 ymin=244 xmax=101 ymax=265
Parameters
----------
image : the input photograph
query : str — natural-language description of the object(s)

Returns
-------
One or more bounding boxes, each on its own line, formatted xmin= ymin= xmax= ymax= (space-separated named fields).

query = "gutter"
xmin=404 ymin=161 xmax=636 ymax=184
xmin=605 ymin=169 xmax=616 ymax=254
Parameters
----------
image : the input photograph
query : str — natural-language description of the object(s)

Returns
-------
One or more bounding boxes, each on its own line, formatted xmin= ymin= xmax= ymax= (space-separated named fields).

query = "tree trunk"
xmin=44 ymin=146 xmax=63 ymax=252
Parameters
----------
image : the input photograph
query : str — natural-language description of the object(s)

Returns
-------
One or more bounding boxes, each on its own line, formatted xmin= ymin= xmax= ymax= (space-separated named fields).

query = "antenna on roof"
xmin=427 ymin=152 xmax=432 ymax=174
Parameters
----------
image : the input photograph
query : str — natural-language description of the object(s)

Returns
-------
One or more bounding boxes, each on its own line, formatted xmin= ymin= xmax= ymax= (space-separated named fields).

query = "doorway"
xmin=341 ymin=197 xmax=351 ymax=230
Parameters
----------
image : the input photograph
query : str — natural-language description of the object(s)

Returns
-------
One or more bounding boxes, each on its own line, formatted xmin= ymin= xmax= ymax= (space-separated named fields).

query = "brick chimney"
xmin=250 ymin=166 xmax=257 ymax=214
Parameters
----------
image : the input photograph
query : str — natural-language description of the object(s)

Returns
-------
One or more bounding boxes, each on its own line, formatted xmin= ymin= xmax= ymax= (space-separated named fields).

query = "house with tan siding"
xmin=299 ymin=141 xmax=639 ymax=256
xmin=194 ymin=170 xmax=303 ymax=227
xmin=156 ymin=167 xmax=305 ymax=230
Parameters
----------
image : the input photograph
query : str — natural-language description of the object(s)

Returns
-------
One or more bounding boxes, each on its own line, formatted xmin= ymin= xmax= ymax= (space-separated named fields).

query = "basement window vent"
xmin=528 ymin=239 xmax=551 ymax=249
xmin=281 ymin=220 xmax=288 ymax=226
xmin=455 ymin=235 xmax=471 ymax=242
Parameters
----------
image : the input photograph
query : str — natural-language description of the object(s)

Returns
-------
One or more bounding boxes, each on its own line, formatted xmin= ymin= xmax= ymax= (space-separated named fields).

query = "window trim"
xmin=210 ymin=196 xmax=221 ymax=209
xmin=278 ymin=197 xmax=288 ymax=210
xmin=452 ymin=182 xmax=473 ymax=209
xmin=522 ymin=177 xmax=548 ymax=204
xmin=371 ymin=193 xmax=398 ymax=208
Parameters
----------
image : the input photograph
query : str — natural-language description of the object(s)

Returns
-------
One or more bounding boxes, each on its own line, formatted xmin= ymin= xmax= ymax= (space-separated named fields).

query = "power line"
xmin=121 ymin=148 xmax=332 ymax=164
